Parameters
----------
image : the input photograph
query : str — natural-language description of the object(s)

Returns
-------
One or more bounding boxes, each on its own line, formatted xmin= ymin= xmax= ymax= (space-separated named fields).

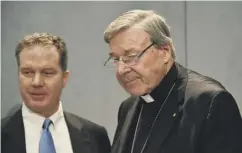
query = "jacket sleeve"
xmin=198 ymin=91 xmax=242 ymax=153
xmin=112 ymin=101 xmax=126 ymax=146
xmin=97 ymin=126 xmax=111 ymax=153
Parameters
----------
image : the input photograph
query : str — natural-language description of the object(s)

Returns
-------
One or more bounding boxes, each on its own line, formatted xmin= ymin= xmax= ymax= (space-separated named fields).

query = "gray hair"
xmin=104 ymin=9 xmax=175 ymax=59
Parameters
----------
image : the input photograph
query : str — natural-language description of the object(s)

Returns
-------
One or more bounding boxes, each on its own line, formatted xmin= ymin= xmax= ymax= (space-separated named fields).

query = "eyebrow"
xmin=20 ymin=65 xmax=33 ymax=69
xmin=20 ymin=67 xmax=32 ymax=71
xmin=123 ymin=47 xmax=136 ymax=53
xmin=20 ymin=66 xmax=56 ymax=70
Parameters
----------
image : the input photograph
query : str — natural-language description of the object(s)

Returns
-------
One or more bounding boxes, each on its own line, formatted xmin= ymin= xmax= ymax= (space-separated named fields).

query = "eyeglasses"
xmin=104 ymin=43 xmax=154 ymax=69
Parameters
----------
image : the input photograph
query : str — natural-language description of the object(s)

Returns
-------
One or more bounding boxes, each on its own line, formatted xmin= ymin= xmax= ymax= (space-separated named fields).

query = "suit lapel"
xmin=2 ymin=109 xmax=27 ymax=153
xmin=112 ymin=97 xmax=140 ymax=153
xmin=65 ymin=112 xmax=91 ymax=153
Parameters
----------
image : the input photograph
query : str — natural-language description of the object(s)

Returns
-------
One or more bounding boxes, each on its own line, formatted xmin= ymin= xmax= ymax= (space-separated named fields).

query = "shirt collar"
xmin=22 ymin=101 xmax=64 ymax=128
xmin=141 ymin=94 xmax=155 ymax=103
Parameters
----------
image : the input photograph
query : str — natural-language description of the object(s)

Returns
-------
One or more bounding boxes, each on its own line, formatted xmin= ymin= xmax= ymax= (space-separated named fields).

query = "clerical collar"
xmin=140 ymin=63 xmax=177 ymax=103
xmin=141 ymin=94 xmax=154 ymax=103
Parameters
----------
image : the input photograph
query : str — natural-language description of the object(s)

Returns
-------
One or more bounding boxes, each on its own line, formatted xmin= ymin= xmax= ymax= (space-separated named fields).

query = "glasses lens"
xmin=122 ymin=56 xmax=138 ymax=66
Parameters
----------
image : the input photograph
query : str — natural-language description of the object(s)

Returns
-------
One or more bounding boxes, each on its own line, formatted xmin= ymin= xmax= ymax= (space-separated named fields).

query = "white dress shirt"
xmin=22 ymin=102 xmax=74 ymax=153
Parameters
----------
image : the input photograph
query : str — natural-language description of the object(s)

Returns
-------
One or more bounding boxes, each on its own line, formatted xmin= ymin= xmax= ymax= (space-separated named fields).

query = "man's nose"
xmin=32 ymin=73 xmax=44 ymax=87
xmin=116 ymin=61 xmax=131 ymax=75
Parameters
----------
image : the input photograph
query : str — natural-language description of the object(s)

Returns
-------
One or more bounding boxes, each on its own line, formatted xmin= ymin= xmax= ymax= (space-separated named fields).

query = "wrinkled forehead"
xmin=109 ymin=27 xmax=151 ymax=55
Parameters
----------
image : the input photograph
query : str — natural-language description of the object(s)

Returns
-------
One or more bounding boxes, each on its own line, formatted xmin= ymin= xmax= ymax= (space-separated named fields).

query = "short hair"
xmin=104 ymin=9 xmax=175 ymax=59
xmin=15 ymin=32 xmax=68 ymax=71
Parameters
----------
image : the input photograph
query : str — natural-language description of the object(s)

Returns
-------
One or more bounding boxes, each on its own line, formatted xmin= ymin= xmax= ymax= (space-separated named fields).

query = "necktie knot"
xmin=42 ymin=118 xmax=53 ymax=130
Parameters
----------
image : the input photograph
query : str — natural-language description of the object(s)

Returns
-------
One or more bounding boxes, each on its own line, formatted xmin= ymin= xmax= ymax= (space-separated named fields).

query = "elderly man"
xmin=1 ymin=32 xmax=110 ymax=153
xmin=103 ymin=9 xmax=242 ymax=153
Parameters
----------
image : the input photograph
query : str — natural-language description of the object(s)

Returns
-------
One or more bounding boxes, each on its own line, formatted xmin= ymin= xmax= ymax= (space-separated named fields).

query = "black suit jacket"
xmin=111 ymin=63 xmax=242 ymax=153
xmin=1 ymin=108 xmax=111 ymax=153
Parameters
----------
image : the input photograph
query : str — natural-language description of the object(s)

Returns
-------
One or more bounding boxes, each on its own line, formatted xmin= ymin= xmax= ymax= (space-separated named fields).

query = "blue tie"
xmin=39 ymin=119 xmax=56 ymax=153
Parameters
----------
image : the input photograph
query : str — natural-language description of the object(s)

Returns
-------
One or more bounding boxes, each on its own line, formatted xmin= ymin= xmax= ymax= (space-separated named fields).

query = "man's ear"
xmin=62 ymin=70 xmax=70 ymax=88
xmin=159 ymin=44 xmax=172 ymax=63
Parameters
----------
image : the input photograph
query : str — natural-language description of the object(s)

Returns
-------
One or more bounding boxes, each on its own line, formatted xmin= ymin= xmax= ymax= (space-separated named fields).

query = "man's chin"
xmin=125 ymin=87 xmax=147 ymax=97
xmin=26 ymin=100 xmax=47 ymax=109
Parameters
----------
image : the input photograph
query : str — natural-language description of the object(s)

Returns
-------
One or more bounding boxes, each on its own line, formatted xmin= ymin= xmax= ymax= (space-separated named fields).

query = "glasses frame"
xmin=104 ymin=42 xmax=155 ymax=67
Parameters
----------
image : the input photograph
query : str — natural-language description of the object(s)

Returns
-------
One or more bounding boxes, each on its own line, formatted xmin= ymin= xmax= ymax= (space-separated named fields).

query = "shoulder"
xmin=120 ymin=96 xmax=138 ymax=109
xmin=184 ymin=69 xmax=240 ymax=117
xmin=186 ymin=69 xmax=227 ymax=98
xmin=1 ymin=108 xmax=22 ymax=131
xmin=1 ymin=115 xmax=12 ymax=130
xmin=64 ymin=111 xmax=110 ymax=151
xmin=117 ymin=96 xmax=138 ymax=116
xmin=64 ymin=112 xmax=107 ymax=134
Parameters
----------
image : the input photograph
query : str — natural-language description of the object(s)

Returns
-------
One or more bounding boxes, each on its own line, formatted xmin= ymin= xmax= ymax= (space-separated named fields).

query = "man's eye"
xmin=22 ymin=71 xmax=33 ymax=75
xmin=43 ymin=72 xmax=54 ymax=75
xmin=128 ymin=54 xmax=137 ymax=58
xmin=23 ymin=71 xmax=29 ymax=74
xmin=112 ymin=58 xmax=119 ymax=62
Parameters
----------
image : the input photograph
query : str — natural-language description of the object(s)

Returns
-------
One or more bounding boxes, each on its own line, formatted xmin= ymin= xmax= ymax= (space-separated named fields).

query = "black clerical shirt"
xmin=129 ymin=63 xmax=178 ymax=153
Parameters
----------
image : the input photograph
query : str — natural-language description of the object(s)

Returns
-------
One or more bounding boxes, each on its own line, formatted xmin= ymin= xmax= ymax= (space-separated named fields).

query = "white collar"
xmin=141 ymin=94 xmax=154 ymax=103
xmin=22 ymin=101 xmax=64 ymax=128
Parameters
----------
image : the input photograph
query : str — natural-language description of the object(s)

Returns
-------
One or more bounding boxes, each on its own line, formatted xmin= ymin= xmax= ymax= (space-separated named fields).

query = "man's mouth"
xmin=124 ymin=77 xmax=138 ymax=83
xmin=29 ymin=92 xmax=47 ymax=100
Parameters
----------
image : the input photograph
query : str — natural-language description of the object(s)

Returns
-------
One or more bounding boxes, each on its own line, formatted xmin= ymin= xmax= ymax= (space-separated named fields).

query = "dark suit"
xmin=1 ymin=108 xmax=111 ymax=153
xmin=111 ymin=63 xmax=242 ymax=153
